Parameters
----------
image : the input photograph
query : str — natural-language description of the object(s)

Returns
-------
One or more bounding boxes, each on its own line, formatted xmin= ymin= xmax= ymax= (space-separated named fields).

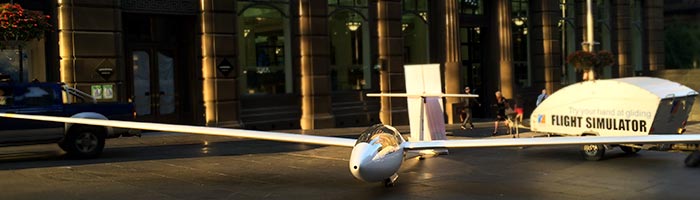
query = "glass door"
xmin=130 ymin=49 xmax=178 ymax=123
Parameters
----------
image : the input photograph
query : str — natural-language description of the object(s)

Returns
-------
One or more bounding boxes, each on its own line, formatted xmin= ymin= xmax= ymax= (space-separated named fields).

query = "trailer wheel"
xmin=580 ymin=144 xmax=605 ymax=161
xmin=59 ymin=126 xmax=106 ymax=159
xmin=620 ymin=146 xmax=641 ymax=154
xmin=684 ymin=151 xmax=700 ymax=167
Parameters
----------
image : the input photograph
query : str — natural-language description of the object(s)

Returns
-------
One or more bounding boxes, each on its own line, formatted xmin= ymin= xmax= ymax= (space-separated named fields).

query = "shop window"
xmin=238 ymin=4 xmax=290 ymax=95
xmin=0 ymin=39 xmax=46 ymax=83
xmin=402 ymin=0 xmax=429 ymax=65
xmin=460 ymin=0 xmax=483 ymax=15
xmin=329 ymin=8 xmax=372 ymax=91
xmin=329 ymin=0 xmax=368 ymax=7
xmin=512 ymin=0 xmax=530 ymax=87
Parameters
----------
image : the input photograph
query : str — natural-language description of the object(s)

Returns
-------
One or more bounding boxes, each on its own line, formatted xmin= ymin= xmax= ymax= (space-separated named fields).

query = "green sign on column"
xmin=102 ymin=84 xmax=113 ymax=99
xmin=91 ymin=85 xmax=103 ymax=100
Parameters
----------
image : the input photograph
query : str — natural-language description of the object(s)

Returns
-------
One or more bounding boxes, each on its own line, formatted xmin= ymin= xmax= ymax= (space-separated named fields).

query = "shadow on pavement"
xmin=0 ymin=136 xmax=350 ymax=170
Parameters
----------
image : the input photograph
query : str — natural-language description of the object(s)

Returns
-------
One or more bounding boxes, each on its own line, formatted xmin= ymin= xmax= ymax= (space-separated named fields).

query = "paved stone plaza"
xmin=1 ymin=122 xmax=699 ymax=199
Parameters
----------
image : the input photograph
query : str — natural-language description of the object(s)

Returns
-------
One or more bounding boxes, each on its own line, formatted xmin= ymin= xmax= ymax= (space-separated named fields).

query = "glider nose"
xmin=349 ymin=143 xmax=373 ymax=182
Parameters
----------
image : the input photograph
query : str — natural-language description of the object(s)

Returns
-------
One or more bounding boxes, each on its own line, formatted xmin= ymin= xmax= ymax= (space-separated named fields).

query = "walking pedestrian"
xmin=460 ymin=86 xmax=480 ymax=130
xmin=493 ymin=91 xmax=509 ymax=135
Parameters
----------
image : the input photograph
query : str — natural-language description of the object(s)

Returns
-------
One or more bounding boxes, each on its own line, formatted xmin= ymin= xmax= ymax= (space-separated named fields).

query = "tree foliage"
xmin=665 ymin=22 xmax=700 ymax=69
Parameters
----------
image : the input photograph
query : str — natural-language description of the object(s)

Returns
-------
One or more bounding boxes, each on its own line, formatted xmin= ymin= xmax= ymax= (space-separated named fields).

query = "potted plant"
xmin=566 ymin=50 xmax=615 ymax=81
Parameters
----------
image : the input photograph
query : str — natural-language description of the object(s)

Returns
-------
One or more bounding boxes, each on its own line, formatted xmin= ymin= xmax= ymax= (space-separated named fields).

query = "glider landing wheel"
xmin=620 ymin=146 xmax=641 ymax=154
xmin=384 ymin=173 xmax=399 ymax=187
xmin=580 ymin=144 xmax=605 ymax=161
xmin=684 ymin=151 xmax=700 ymax=167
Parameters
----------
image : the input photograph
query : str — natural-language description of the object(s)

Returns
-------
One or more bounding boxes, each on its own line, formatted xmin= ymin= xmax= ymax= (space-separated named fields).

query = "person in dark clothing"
xmin=493 ymin=91 xmax=510 ymax=135
xmin=460 ymin=86 xmax=480 ymax=130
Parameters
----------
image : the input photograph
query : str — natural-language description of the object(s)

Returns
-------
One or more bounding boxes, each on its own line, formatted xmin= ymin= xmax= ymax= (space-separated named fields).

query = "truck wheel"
xmin=684 ymin=151 xmax=700 ymax=167
xmin=59 ymin=126 xmax=106 ymax=159
xmin=620 ymin=146 xmax=641 ymax=154
xmin=580 ymin=144 xmax=605 ymax=161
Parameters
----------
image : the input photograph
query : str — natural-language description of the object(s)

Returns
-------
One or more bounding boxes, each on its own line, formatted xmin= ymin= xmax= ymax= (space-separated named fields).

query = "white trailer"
xmin=530 ymin=77 xmax=700 ymax=163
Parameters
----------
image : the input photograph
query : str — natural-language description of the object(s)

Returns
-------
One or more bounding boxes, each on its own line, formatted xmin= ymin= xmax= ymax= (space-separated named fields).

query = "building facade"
xmin=1 ymin=0 xmax=684 ymax=130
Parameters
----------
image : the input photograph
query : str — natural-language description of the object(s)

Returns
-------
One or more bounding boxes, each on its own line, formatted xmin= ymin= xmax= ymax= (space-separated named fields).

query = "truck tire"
xmin=620 ymin=146 xmax=641 ymax=154
xmin=684 ymin=151 xmax=700 ymax=167
xmin=580 ymin=144 xmax=605 ymax=161
xmin=59 ymin=126 xmax=106 ymax=159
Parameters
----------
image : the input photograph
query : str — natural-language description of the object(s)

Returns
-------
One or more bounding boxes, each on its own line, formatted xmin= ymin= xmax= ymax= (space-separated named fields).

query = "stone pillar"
xmin=643 ymin=0 xmax=664 ymax=71
xmin=377 ymin=0 xmax=407 ymax=125
xmin=298 ymin=0 xmax=335 ymax=130
xmin=200 ymin=0 xmax=242 ymax=128
xmin=496 ymin=0 xmax=514 ymax=98
xmin=439 ymin=0 xmax=462 ymax=124
xmin=58 ymin=1 xmax=125 ymax=101
xmin=573 ymin=0 xmax=592 ymax=81
xmin=613 ymin=0 xmax=633 ymax=77
xmin=531 ymin=0 xmax=562 ymax=92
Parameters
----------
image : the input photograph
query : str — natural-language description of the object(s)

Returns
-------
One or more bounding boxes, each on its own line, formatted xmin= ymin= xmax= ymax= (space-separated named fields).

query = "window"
xmin=329 ymin=4 xmax=371 ymax=91
xmin=402 ymin=0 xmax=429 ymax=65
xmin=460 ymin=0 xmax=483 ymax=15
xmin=560 ymin=0 xmax=577 ymax=84
xmin=15 ymin=86 xmax=56 ymax=107
xmin=0 ymin=39 xmax=47 ymax=83
xmin=329 ymin=0 xmax=368 ymax=7
xmin=512 ymin=0 xmax=530 ymax=87
xmin=237 ymin=3 xmax=291 ymax=95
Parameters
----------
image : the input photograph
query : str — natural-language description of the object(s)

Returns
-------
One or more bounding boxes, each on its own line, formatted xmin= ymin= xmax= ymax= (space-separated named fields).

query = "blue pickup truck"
xmin=0 ymin=82 xmax=138 ymax=158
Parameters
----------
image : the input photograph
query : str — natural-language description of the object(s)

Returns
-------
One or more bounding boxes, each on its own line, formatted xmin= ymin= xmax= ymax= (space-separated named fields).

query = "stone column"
xmin=643 ymin=0 xmax=664 ymax=71
xmin=200 ymin=0 xmax=242 ymax=128
xmin=58 ymin=1 xmax=125 ymax=101
xmin=377 ymin=0 xmax=407 ymax=125
xmin=298 ymin=0 xmax=335 ymax=130
xmin=531 ymin=0 xmax=562 ymax=92
xmin=442 ymin=0 xmax=462 ymax=124
xmin=496 ymin=0 xmax=514 ymax=98
xmin=613 ymin=0 xmax=633 ymax=77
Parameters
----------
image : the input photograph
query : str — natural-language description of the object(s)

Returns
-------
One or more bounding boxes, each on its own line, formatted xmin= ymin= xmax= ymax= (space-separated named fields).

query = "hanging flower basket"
xmin=566 ymin=50 xmax=616 ymax=71
xmin=567 ymin=50 xmax=616 ymax=81
xmin=595 ymin=50 xmax=615 ymax=68
xmin=0 ymin=3 xmax=52 ymax=49
xmin=566 ymin=50 xmax=597 ymax=71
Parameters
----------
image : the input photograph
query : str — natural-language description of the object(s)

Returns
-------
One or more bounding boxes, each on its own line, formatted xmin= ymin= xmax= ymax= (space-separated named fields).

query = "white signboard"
xmin=405 ymin=64 xmax=445 ymax=141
